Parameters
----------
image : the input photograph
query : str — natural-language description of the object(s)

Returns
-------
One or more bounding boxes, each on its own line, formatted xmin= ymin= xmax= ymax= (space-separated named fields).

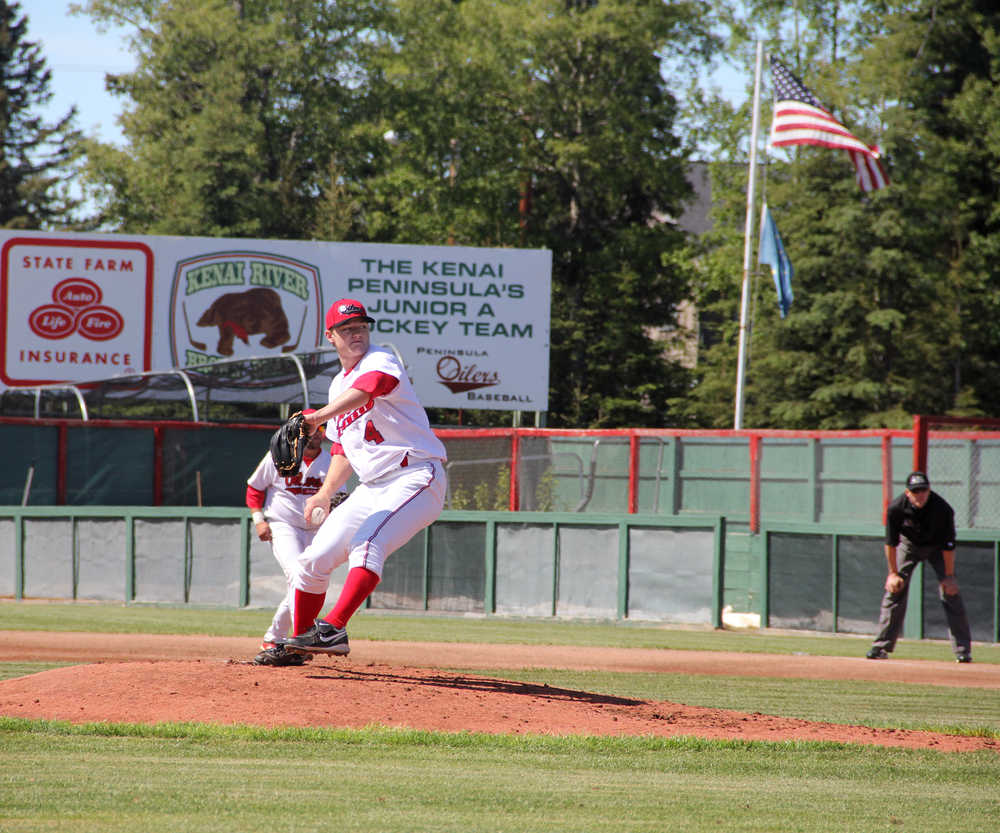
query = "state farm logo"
xmin=27 ymin=278 xmax=124 ymax=341
xmin=1 ymin=235 xmax=153 ymax=387
xmin=436 ymin=355 xmax=499 ymax=393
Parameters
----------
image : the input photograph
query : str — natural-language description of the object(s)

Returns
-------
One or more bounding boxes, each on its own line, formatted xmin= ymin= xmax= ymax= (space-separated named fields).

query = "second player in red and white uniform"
xmin=246 ymin=410 xmax=333 ymax=666
xmin=279 ymin=298 xmax=447 ymax=657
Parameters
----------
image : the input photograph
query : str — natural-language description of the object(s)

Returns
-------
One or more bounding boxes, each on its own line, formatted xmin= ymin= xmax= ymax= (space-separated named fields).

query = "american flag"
xmin=769 ymin=57 xmax=889 ymax=192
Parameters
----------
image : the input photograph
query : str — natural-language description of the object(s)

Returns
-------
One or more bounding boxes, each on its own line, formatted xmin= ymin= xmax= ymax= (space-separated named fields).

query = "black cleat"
xmin=866 ymin=647 xmax=890 ymax=660
xmin=253 ymin=645 xmax=310 ymax=666
xmin=956 ymin=653 xmax=972 ymax=664
xmin=280 ymin=621 xmax=350 ymax=656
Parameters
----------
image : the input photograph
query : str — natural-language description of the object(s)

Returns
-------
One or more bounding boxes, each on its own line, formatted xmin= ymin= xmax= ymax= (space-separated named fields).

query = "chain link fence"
xmin=920 ymin=417 xmax=1000 ymax=530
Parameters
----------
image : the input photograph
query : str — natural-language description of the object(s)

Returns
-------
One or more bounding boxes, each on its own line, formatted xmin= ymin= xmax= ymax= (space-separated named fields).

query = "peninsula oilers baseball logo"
xmin=168 ymin=252 xmax=323 ymax=367
xmin=435 ymin=353 xmax=500 ymax=393
xmin=0 ymin=237 xmax=153 ymax=386
xmin=420 ymin=347 xmax=536 ymax=405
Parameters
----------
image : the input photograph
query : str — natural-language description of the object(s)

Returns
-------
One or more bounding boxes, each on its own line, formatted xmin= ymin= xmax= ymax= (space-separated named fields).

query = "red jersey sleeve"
xmin=246 ymin=485 xmax=267 ymax=510
xmin=352 ymin=370 xmax=398 ymax=398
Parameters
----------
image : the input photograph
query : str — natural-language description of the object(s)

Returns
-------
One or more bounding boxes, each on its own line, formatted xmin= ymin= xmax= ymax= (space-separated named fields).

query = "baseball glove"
xmin=270 ymin=411 xmax=307 ymax=476
xmin=330 ymin=490 xmax=349 ymax=509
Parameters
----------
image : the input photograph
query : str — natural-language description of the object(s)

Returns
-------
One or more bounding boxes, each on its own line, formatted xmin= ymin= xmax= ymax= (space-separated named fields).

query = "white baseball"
xmin=309 ymin=506 xmax=327 ymax=527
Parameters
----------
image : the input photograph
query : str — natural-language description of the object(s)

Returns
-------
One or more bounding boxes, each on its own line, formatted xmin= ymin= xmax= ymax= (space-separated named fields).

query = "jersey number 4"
xmin=364 ymin=419 xmax=385 ymax=444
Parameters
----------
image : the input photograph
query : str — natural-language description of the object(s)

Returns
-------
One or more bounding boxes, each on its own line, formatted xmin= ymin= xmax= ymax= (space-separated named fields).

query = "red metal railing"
xmin=433 ymin=425 xmax=915 ymax=531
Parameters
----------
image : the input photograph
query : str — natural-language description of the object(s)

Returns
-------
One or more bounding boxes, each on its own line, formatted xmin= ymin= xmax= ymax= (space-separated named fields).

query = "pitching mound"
xmin=0 ymin=632 xmax=997 ymax=752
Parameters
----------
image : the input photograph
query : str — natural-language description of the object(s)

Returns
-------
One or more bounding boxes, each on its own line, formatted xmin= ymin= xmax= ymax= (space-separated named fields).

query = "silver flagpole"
xmin=734 ymin=40 xmax=764 ymax=429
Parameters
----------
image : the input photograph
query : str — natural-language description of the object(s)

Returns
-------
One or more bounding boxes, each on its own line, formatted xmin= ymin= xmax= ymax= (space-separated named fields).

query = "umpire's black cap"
xmin=906 ymin=471 xmax=930 ymax=491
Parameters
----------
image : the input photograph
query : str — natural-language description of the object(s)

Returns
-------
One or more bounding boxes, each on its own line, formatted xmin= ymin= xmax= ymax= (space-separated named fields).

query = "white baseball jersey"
xmin=247 ymin=451 xmax=330 ymax=529
xmin=325 ymin=345 xmax=446 ymax=483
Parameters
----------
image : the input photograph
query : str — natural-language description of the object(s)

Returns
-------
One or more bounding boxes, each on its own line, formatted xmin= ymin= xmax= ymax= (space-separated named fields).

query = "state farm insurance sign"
xmin=1 ymin=237 xmax=153 ymax=386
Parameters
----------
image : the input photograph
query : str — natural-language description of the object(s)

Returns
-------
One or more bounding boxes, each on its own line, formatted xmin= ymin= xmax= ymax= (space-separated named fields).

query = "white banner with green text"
xmin=0 ymin=231 xmax=551 ymax=410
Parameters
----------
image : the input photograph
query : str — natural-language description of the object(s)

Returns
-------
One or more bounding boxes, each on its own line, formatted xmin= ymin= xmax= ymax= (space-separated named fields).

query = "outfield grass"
xmin=1 ymin=602 xmax=998 ymax=832
xmin=1 ymin=720 xmax=998 ymax=833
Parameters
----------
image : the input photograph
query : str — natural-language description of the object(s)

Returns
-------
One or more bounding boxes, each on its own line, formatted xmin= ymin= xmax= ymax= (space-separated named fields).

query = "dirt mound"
xmin=0 ymin=632 xmax=996 ymax=752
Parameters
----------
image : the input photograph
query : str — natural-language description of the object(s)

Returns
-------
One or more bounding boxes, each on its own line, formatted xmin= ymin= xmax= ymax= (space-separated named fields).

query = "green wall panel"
xmin=2 ymin=424 xmax=59 ymax=505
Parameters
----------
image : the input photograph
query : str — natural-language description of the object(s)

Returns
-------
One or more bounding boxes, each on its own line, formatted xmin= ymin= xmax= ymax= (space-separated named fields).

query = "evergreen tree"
xmin=865 ymin=0 xmax=1000 ymax=418
xmin=0 ymin=0 xmax=82 ymax=228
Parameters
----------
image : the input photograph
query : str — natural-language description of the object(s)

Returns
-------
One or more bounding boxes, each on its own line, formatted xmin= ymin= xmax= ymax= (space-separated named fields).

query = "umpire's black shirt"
xmin=885 ymin=491 xmax=956 ymax=550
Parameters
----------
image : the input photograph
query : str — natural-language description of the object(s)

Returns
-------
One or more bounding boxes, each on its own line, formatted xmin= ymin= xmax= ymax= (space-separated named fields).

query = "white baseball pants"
xmin=293 ymin=459 xmax=446 ymax=593
xmin=263 ymin=521 xmax=315 ymax=643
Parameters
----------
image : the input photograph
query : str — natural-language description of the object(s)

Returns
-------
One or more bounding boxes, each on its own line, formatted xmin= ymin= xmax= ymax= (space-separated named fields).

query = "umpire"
xmin=866 ymin=471 xmax=972 ymax=662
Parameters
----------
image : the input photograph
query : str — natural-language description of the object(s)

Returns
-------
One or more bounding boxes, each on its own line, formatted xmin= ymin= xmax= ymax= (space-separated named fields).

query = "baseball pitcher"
xmin=277 ymin=298 xmax=447 ymax=658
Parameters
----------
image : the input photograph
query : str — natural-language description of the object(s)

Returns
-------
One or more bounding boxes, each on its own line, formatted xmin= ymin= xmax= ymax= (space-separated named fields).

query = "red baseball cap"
xmin=325 ymin=298 xmax=375 ymax=330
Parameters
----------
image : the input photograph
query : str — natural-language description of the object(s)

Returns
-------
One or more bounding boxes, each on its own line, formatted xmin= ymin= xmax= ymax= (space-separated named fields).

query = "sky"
xmin=30 ymin=0 xmax=134 ymax=146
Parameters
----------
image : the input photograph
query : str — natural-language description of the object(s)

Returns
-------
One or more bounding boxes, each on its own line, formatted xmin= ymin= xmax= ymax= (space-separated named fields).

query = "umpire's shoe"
xmin=281 ymin=621 xmax=350 ymax=656
xmin=865 ymin=647 xmax=890 ymax=660
xmin=253 ymin=644 xmax=310 ymax=667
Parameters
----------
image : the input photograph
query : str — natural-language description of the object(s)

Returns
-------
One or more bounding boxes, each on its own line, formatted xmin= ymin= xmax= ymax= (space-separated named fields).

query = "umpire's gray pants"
xmin=872 ymin=540 xmax=972 ymax=656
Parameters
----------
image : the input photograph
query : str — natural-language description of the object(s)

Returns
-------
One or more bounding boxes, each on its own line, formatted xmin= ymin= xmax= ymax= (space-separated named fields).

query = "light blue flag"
xmin=758 ymin=203 xmax=794 ymax=318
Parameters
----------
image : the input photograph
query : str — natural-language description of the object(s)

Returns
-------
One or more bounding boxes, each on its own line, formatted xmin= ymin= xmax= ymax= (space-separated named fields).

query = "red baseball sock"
xmin=293 ymin=589 xmax=326 ymax=636
xmin=325 ymin=567 xmax=380 ymax=629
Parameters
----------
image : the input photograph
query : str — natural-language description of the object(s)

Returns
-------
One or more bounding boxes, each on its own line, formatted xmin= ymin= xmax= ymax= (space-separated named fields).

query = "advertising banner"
xmin=0 ymin=231 xmax=551 ymax=411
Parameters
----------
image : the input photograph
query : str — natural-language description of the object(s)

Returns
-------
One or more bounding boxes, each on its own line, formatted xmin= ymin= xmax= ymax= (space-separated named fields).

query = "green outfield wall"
xmin=0 ymin=507 xmax=724 ymax=627
xmin=3 ymin=420 xmax=999 ymax=643
xmin=2 ymin=506 xmax=997 ymax=644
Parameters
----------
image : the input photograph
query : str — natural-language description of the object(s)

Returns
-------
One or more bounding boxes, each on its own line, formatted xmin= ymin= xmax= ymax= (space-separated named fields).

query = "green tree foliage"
xmin=866 ymin=0 xmax=1000 ymax=418
xmin=77 ymin=0 xmax=721 ymax=429
xmin=79 ymin=0 xmax=382 ymax=237
xmin=364 ymin=0 xmax=720 ymax=427
xmin=0 ymin=0 xmax=82 ymax=228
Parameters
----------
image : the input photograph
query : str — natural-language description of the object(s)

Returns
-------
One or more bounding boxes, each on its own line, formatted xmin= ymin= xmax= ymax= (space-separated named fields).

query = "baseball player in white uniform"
xmin=246 ymin=409 xmax=344 ymax=666
xmin=278 ymin=298 xmax=447 ymax=657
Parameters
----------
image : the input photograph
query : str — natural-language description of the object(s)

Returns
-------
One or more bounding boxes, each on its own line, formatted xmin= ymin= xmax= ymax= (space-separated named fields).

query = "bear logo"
xmin=196 ymin=287 xmax=291 ymax=356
